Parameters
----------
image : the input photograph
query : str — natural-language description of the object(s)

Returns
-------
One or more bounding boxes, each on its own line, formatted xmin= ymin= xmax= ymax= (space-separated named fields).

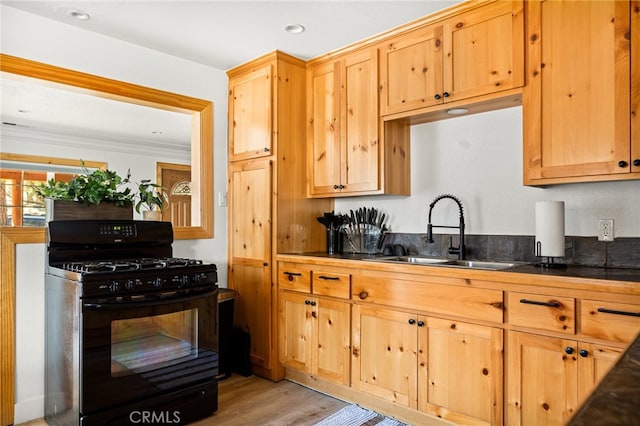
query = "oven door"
xmin=81 ymin=287 xmax=218 ymax=415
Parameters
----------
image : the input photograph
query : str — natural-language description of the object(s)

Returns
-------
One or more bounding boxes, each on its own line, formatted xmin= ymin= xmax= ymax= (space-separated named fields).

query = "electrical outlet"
xmin=218 ymin=191 xmax=227 ymax=207
xmin=598 ymin=219 xmax=614 ymax=242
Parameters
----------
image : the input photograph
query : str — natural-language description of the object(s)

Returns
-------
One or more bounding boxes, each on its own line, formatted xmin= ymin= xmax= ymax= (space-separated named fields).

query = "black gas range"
xmin=44 ymin=220 xmax=219 ymax=426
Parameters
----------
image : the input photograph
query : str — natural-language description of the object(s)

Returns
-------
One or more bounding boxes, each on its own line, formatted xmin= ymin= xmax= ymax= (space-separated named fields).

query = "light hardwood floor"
xmin=18 ymin=375 xmax=349 ymax=426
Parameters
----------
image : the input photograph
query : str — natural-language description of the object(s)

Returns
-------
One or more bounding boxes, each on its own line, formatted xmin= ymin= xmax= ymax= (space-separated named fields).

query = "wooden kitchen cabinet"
xmin=506 ymin=331 xmax=623 ymax=426
xmin=307 ymin=48 xmax=379 ymax=196
xmin=278 ymin=263 xmax=352 ymax=385
xmin=352 ymin=305 xmax=503 ymax=425
xmin=379 ymin=0 xmax=524 ymax=117
xmin=228 ymin=159 xmax=272 ymax=373
xmin=523 ymin=0 xmax=639 ymax=185
xmin=227 ymin=52 xmax=332 ymax=380
xmin=228 ymin=64 xmax=272 ymax=162
xmin=279 ymin=292 xmax=351 ymax=385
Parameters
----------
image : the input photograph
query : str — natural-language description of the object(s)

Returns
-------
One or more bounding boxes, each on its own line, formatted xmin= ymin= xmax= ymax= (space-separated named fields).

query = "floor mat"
xmin=313 ymin=404 xmax=409 ymax=426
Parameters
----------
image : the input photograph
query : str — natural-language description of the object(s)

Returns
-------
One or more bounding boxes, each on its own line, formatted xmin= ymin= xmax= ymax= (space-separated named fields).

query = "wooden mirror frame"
xmin=0 ymin=53 xmax=213 ymax=424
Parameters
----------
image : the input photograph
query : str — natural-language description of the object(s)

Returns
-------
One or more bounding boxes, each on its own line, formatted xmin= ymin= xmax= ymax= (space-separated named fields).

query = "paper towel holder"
xmin=535 ymin=242 xmax=566 ymax=269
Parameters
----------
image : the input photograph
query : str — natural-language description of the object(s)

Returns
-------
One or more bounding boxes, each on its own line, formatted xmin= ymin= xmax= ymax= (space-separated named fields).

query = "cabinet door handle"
xmin=318 ymin=275 xmax=340 ymax=281
xmin=408 ymin=318 xmax=416 ymax=325
xmin=283 ymin=271 xmax=302 ymax=281
xmin=579 ymin=349 xmax=589 ymax=358
xmin=565 ymin=346 xmax=574 ymax=355
xmin=434 ymin=94 xmax=441 ymax=100
xmin=358 ymin=291 xmax=368 ymax=300
xmin=519 ymin=298 xmax=561 ymax=308
xmin=618 ymin=160 xmax=628 ymax=168
xmin=333 ymin=184 xmax=340 ymax=190
xmin=597 ymin=307 xmax=640 ymax=317
xmin=305 ymin=300 xmax=311 ymax=305
xmin=263 ymin=147 xmax=270 ymax=152
xmin=417 ymin=320 xmax=425 ymax=327
xmin=443 ymin=91 xmax=450 ymax=98
xmin=310 ymin=301 xmax=317 ymax=306
xmin=634 ymin=159 xmax=640 ymax=167
xmin=339 ymin=184 xmax=345 ymax=189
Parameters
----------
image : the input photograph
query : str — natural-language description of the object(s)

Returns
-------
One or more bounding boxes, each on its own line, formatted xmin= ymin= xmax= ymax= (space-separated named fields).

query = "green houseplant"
xmin=34 ymin=163 xmax=165 ymax=221
xmin=135 ymin=179 xmax=166 ymax=219
xmin=35 ymin=166 xmax=134 ymax=207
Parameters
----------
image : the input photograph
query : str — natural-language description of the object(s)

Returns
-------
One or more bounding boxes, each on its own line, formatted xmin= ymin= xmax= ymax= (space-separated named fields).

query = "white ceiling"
xmin=1 ymin=0 xmax=463 ymax=144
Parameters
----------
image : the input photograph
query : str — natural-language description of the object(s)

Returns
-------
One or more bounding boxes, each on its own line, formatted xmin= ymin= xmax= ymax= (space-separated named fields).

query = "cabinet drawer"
xmin=279 ymin=263 xmax=311 ymax=293
xmin=352 ymin=276 xmax=504 ymax=323
xmin=508 ymin=292 xmax=575 ymax=334
xmin=581 ymin=300 xmax=640 ymax=344
xmin=313 ymin=270 xmax=351 ymax=299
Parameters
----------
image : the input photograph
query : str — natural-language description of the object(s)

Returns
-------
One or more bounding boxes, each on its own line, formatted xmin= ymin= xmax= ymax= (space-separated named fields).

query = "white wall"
xmin=336 ymin=107 xmax=640 ymax=238
xmin=2 ymin=5 xmax=229 ymax=423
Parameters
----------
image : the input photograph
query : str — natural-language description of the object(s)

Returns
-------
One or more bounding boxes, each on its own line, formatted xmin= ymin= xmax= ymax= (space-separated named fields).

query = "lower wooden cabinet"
xmin=352 ymin=304 xmax=503 ymax=425
xmin=506 ymin=331 xmax=623 ymax=426
xmin=279 ymin=291 xmax=351 ymax=385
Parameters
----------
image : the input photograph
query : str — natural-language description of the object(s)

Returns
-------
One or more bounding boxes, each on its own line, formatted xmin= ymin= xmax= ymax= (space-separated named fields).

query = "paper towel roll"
xmin=535 ymin=201 xmax=565 ymax=258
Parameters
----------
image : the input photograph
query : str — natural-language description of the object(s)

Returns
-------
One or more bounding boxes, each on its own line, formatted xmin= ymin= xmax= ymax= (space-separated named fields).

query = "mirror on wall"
xmin=0 ymin=53 xmax=213 ymax=239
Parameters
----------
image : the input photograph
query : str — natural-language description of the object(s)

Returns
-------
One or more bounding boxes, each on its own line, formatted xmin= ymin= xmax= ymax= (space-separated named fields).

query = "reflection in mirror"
xmin=0 ymin=53 xmax=213 ymax=239
xmin=0 ymin=153 xmax=106 ymax=227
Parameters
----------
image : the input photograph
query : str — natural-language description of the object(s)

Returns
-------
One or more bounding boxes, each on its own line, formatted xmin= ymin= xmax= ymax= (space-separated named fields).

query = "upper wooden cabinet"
xmin=228 ymin=64 xmax=273 ymax=162
xmin=379 ymin=0 xmax=524 ymax=117
xmin=523 ymin=0 xmax=638 ymax=185
xmin=307 ymin=48 xmax=382 ymax=197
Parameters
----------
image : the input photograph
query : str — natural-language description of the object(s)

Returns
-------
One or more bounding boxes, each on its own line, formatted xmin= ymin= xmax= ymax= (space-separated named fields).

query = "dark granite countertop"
xmin=279 ymin=252 xmax=640 ymax=283
xmin=568 ymin=332 xmax=640 ymax=425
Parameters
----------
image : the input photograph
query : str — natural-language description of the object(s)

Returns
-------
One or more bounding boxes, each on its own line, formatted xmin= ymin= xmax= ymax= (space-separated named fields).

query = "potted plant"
xmin=35 ymin=165 xmax=135 ymax=221
xmin=135 ymin=179 xmax=166 ymax=221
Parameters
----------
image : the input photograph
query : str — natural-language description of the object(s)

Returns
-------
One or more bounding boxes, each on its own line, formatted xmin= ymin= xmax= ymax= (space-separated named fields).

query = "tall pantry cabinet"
xmin=227 ymin=51 xmax=332 ymax=380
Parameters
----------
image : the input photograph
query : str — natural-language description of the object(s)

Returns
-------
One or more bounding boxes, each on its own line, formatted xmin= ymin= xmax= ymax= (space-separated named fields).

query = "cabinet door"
xmin=420 ymin=317 xmax=503 ymax=425
xmin=507 ymin=332 xmax=579 ymax=426
xmin=442 ymin=0 xmax=524 ymax=103
xmin=229 ymin=160 xmax=272 ymax=372
xmin=633 ymin=0 xmax=640 ymax=173
xmin=316 ymin=298 xmax=351 ymax=385
xmin=228 ymin=64 xmax=273 ymax=161
xmin=342 ymin=48 xmax=379 ymax=194
xmin=379 ymin=25 xmax=444 ymax=115
xmin=576 ymin=342 xmax=624 ymax=406
xmin=524 ymin=0 xmax=632 ymax=183
xmin=351 ymin=305 xmax=418 ymax=409
xmin=307 ymin=60 xmax=342 ymax=196
xmin=279 ymin=292 xmax=313 ymax=372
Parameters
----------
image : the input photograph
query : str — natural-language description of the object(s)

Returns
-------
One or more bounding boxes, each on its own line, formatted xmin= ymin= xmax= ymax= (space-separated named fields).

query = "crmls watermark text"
xmin=129 ymin=411 xmax=181 ymax=424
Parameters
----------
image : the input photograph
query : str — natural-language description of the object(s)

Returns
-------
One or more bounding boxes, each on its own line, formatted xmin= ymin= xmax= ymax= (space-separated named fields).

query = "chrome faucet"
xmin=426 ymin=194 xmax=466 ymax=260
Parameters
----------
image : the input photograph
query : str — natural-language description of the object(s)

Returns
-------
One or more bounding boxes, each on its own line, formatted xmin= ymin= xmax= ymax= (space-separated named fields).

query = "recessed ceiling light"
xmin=151 ymin=131 xmax=164 ymax=135
xmin=18 ymin=109 xmax=31 ymax=114
xmin=284 ymin=24 xmax=305 ymax=34
xmin=69 ymin=9 xmax=91 ymax=21
xmin=446 ymin=108 xmax=469 ymax=115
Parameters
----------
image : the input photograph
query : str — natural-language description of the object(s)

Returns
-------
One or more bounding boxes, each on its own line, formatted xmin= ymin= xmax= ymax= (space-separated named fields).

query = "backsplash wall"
xmin=382 ymin=233 xmax=640 ymax=269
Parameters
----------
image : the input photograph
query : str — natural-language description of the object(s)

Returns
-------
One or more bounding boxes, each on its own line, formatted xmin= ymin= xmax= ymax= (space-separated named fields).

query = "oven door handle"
xmin=83 ymin=289 xmax=217 ymax=310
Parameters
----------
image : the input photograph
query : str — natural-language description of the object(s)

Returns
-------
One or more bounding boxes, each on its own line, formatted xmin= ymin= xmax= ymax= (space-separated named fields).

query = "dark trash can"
xmin=217 ymin=288 xmax=237 ymax=379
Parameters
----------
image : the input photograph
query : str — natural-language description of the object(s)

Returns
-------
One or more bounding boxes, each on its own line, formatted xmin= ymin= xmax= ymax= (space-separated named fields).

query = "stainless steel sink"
xmin=441 ymin=260 xmax=517 ymax=270
xmin=371 ymin=256 xmax=519 ymax=270
xmin=374 ymin=256 xmax=452 ymax=265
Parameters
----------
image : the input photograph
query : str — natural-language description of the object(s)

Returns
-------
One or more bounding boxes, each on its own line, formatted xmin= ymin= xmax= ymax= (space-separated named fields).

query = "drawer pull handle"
xmin=318 ymin=275 xmax=340 ymax=281
xmin=597 ymin=307 xmax=640 ymax=317
xmin=359 ymin=291 xmax=369 ymax=300
xmin=284 ymin=271 xmax=302 ymax=282
xmin=519 ymin=299 xmax=560 ymax=308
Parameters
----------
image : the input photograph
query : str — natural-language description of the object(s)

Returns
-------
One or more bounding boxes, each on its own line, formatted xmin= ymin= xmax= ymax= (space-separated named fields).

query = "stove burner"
xmin=60 ymin=257 xmax=204 ymax=274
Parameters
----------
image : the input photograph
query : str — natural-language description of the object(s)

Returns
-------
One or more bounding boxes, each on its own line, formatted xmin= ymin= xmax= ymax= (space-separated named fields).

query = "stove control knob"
xmin=180 ymin=275 xmax=190 ymax=286
xmin=124 ymin=279 xmax=135 ymax=291
xmin=152 ymin=277 xmax=163 ymax=288
xmin=193 ymin=273 xmax=202 ymax=284
xmin=109 ymin=281 xmax=120 ymax=293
